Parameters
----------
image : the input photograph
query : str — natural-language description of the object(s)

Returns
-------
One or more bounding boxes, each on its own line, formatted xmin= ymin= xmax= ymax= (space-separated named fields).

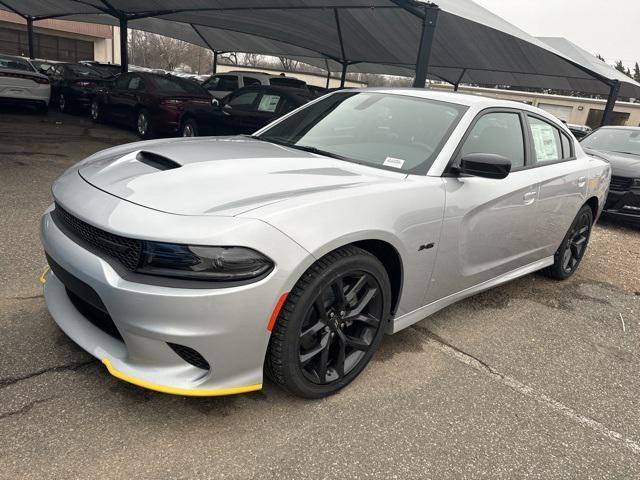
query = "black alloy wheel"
xmin=266 ymin=246 xmax=391 ymax=398
xmin=543 ymin=204 xmax=593 ymax=280
xmin=299 ymin=271 xmax=383 ymax=385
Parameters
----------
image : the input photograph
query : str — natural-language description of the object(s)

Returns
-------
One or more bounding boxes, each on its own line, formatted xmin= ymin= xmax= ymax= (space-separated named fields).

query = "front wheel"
xmin=90 ymin=99 xmax=102 ymax=122
xmin=542 ymin=205 xmax=593 ymax=280
xmin=266 ymin=246 xmax=391 ymax=399
xmin=181 ymin=118 xmax=198 ymax=137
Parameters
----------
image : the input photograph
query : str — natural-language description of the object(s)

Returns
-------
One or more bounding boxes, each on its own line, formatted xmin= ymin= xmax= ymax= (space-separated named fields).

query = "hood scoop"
xmin=136 ymin=151 xmax=182 ymax=171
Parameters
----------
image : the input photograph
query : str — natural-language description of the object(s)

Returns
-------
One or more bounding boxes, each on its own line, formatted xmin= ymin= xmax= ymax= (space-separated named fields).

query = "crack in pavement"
xmin=0 ymin=397 xmax=56 ymax=421
xmin=0 ymin=294 xmax=44 ymax=301
xmin=412 ymin=325 xmax=640 ymax=455
xmin=0 ymin=359 xmax=96 ymax=389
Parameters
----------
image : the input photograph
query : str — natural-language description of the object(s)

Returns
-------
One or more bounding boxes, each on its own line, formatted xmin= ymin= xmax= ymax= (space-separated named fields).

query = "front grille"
xmin=168 ymin=343 xmax=210 ymax=371
xmin=52 ymin=204 xmax=142 ymax=270
xmin=610 ymin=176 xmax=634 ymax=192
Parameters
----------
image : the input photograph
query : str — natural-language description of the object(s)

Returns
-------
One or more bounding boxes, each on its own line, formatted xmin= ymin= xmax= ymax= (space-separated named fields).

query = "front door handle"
xmin=523 ymin=191 xmax=537 ymax=205
xmin=577 ymin=176 xmax=587 ymax=187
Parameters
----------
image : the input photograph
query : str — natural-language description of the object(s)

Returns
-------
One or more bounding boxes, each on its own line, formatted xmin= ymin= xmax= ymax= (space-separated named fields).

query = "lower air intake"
xmin=167 ymin=343 xmax=210 ymax=371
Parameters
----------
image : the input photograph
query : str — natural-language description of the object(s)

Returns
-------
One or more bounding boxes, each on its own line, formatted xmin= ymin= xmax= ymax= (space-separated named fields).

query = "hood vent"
xmin=136 ymin=151 xmax=182 ymax=171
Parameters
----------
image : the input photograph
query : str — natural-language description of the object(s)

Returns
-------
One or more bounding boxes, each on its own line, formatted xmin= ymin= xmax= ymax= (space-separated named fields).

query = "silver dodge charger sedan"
xmin=40 ymin=89 xmax=610 ymax=398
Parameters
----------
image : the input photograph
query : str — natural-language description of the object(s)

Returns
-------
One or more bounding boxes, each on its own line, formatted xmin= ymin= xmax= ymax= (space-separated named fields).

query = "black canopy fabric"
xmin=2 ymin=0 xmax=640 ymax=98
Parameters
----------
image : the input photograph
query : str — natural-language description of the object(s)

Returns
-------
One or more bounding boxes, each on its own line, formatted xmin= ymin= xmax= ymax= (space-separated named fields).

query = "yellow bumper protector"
xmin=102 ymin=358 xmax=261 ymax=397
xmin=39 ymin=265 xmax=50 ymax=285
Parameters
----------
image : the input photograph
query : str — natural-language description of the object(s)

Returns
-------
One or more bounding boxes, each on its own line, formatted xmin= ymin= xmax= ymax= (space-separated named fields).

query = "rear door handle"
xmin=578 ymin=176 xmax=587 ymax=187
xmin=523 ymin=191 xmax=537 ymax=205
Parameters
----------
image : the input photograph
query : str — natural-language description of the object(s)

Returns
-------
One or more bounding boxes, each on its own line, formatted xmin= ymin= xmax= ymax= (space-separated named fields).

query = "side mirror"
xmin=458 ymin=153 xmax=511 ymax=180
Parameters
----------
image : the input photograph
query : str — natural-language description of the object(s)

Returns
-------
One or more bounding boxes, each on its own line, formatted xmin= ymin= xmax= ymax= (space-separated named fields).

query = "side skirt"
xmin=391 ymin=256 xmax=555 ymax=334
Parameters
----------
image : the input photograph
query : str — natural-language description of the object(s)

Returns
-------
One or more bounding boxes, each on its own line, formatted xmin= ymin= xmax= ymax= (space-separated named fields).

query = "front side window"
xmin=218 ymin=75 xmax=239 ymax=91
xmin=226 ymin=91 xmax=260 ymax=110
xmin=460 ymin=112 xmax=525 ymax=168
xmin=257 ymin=94 xmax=281 ymax=113
xmin=528 ymin=116 xmax=562 ymax=163
xmin=203 ymin=75 xmax=221 ymax=90
xmin=581 ymin=128 xmax=640 ymax=156
xmin=128 ymin=76 xmax=145 ymax=90
xmin=257 ymin=92 xmax=467 ymax=173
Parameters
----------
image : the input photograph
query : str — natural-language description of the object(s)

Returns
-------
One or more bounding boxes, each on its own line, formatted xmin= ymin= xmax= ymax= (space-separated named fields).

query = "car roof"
xmin=595 ymin=126 xmax=640 ymax=131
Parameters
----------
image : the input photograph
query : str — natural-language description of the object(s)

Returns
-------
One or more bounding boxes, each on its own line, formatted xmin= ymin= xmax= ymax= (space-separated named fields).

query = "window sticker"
xmin=258 ymin=94 xmax=280 ymax=112
xmin=530 ymin=123 xmax=559 ymax=161
xmin=383 ymin=157 xmax=405 ymax=169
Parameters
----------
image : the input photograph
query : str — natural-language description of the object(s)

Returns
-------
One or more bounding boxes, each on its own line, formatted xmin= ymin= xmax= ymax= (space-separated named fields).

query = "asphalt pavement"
xmin=1 ymin=105 xmax=639 ymax=479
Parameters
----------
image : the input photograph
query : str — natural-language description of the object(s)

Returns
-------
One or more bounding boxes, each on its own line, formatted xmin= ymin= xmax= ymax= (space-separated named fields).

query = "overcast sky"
xmin=474 ymin=0 xmax=640 ymax=68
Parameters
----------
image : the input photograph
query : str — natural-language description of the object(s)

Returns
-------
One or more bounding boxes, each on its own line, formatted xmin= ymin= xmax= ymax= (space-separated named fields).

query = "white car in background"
xmin=0 ymin=54 xmax=50 ymax=112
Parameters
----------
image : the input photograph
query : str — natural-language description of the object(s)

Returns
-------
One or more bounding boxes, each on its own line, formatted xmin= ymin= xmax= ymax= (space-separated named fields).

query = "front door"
xmin=426 ymin=110 xmax=543 ymax=303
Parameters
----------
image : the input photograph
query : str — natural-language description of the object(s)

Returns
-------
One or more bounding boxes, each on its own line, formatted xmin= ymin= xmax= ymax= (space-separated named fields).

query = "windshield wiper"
xmin=250 ymin=136 xmax=349 ymax=161
xmin=288 ymin=144 xmax=349 ymax=161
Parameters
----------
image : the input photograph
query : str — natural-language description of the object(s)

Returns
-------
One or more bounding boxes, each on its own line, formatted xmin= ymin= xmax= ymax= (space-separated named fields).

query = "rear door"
xmin=426 ymin=109 xmax=544 ymax=303
xmin=524 ymin=114 xmax=586 ymax=256
xmin=106 ymin=73 xmax=132 ymax=121
xmin=119 ymin=74 xmax=146 ymax=122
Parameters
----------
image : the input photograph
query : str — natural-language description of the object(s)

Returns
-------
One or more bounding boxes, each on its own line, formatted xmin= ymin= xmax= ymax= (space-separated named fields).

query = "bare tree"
xmin=278 ymin=57 xmax=300 ymax=71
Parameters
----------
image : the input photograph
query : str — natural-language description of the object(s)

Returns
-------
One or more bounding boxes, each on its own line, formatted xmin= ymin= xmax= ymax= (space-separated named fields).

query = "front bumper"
xmin=604 ymin=188 xmax=640 ymax=225
xmin=40 ymin=181 xmax=313 ymax=395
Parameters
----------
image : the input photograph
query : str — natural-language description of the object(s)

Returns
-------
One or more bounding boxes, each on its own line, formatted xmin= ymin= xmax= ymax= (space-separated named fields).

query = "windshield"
xmin=0 ymin=55 xmax=35 ymax=72
xmin=256 ymin=92 xmax=467 ymax=173
xmin=582 ymin=128 xmax=640 ymax=156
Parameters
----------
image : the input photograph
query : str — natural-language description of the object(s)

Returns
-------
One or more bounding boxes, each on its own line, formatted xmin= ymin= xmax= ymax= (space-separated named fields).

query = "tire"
xmin=181 ymin=118 xmax=198 ymax=137
xmin=266 ymin=245 xmax=391 ymax=399
xmin=136 ymin=108 xmax=153 ymax=139
xmin=542 ymin=205 xmax=593 ymax=280
xmin=58 ymin=93 xmax=67 ymax=113
xmin=90 ymin=99 xmax=102 ymax=123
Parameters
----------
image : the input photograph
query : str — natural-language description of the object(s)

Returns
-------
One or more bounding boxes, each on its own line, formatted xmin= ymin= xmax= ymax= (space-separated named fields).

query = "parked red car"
xmin=91 ymin=73 xmax=217 ymax=138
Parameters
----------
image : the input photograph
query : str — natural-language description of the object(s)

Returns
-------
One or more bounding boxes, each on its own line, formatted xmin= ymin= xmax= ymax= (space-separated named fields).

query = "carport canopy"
xmin=2 ymin=0 xmax=639 ymax=125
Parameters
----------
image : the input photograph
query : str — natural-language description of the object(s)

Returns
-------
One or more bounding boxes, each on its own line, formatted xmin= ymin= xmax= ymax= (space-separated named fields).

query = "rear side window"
xmin=560 ymin=132 xmax=573 ymax=159
xmin=114 ymin=74 xmax=130 ymax=89
xmin=527 ymin=116 xmax=562 ymax=163
xmin=460 ymin=112 xmax=525 ymax=168
xmin=218 ymin=75 xmax=239 ymax=91
xmin=243 ymin=76 xmax=261 ymax=86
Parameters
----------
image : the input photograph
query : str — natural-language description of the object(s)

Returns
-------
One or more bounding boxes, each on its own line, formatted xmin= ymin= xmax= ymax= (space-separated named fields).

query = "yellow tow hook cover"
xmin=39 ymin=265 xmax=50 ymax=285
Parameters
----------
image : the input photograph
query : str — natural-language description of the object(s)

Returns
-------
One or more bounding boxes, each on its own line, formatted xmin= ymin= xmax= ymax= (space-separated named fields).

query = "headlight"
xmin=136 ymin=242 xmax=274 ymax=281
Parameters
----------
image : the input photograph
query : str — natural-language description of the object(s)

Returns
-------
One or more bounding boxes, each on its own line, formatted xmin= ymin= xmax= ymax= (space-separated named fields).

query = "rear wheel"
xmin=542 ymin=205 xmax=593 ymax=280
xmin=58 ymin=93 xmax=67 ymax=113
xmin=266 ymin=246 xmax=391 ymax=398
xmin=136 ymin=108 xmax=153 ymax=139
xmin=181 ymin=118 xmax=198 ymax=137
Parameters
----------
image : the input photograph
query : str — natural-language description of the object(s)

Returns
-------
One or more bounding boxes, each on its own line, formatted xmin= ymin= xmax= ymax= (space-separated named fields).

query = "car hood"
xmin=78 ymin=136 xmax=406 ymax=217
xmin=584 ymin=148 xmax=640 ymax=178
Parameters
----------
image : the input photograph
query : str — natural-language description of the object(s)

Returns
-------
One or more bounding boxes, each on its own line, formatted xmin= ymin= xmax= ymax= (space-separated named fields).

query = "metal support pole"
xmin=340 ymin=63 xmax=348 ymax=88
xmin=413 ymin=6 xmax=439 ymax=88
xmin=325 ymin=59 xmax=331 ymax=89
xmin=601 ymin=80 xmax=621 ymax=126
xmin=119 ymin=16 xmax=128 ymax=73
xmin=212 ymin=51 xmax=218 ymax=73
xmin=26 ymin=16 xmax=35 ymax=59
